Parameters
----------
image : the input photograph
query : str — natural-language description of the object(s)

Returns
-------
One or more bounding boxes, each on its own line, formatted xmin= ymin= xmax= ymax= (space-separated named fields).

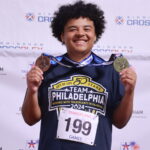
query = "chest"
xmin=40 ymin=66 xmax=115 ymax=116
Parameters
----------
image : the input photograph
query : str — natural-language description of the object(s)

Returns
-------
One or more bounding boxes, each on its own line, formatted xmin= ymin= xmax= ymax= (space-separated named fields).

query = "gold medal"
xmin=35 ymin=55 xmax=50 ymax=72
xmin=113 ymin=57 xmax=129 ymax=72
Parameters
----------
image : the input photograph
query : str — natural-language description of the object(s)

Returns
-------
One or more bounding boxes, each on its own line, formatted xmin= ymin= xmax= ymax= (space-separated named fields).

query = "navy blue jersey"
xmin=38 ymin=52 xmax=124 ymax=150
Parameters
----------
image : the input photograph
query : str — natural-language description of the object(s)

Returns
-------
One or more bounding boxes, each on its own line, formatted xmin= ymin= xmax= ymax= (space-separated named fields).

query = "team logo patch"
xmin=48 ymin=75 xmax=108 ymax=115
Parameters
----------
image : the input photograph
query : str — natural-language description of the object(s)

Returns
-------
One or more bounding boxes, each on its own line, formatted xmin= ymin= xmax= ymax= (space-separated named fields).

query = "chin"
xmin=74 ymin=49 xmax=88 ymax=53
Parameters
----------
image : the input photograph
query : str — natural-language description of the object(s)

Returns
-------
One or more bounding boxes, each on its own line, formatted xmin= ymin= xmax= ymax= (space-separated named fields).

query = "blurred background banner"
xmin=0 ymin=0 xmax=150 ymax=150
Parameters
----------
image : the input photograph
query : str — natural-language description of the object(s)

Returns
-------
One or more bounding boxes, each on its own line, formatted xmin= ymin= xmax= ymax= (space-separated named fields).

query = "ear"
xmin=61 ymin=33 xmax=64 ymax=43
xmin=94 ymin=35 xmax=97 ymax=43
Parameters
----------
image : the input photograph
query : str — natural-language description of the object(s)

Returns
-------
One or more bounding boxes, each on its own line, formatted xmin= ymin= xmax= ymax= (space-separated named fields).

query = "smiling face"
xmin=61 ymin=17 xmax=96 ymax=61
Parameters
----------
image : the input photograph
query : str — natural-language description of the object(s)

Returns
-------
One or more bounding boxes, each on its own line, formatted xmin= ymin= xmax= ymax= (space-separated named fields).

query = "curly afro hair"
xmin=51 ymin=0 xmax=106 ymax=43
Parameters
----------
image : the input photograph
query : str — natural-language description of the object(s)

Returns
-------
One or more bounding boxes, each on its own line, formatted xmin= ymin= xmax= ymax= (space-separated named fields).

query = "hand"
xmin=120 ymin=67 xmax=137 ymax=94
xmin=26 ymin=66 xmax=43 ymax=93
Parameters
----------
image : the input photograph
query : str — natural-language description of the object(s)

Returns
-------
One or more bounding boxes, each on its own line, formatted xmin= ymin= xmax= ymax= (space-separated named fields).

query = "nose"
xmin=76 ymin=29 xmax=85 ymax=37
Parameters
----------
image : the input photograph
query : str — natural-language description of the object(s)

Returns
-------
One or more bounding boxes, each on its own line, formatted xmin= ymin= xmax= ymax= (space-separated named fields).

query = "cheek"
xmin=92 ymin=33 xmax=96 ymax=40
xmin=88 ymin=33 xmax=96 ymax=40
xmin=64 ymin=35 xmax=73 ymax=42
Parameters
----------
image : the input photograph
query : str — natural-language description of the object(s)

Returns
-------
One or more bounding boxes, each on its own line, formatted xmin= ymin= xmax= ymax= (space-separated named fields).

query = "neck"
xmin=67 ymin=52 xmax=91 ymax=62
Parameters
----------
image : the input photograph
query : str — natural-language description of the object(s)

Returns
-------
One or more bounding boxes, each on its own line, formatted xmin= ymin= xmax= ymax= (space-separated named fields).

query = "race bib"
xmin=56 ymin=108 xmax=99 ymax=145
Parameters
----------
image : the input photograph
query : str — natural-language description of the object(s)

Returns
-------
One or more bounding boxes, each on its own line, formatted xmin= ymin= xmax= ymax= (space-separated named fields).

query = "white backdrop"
xmin=0 ymin=0 xmax=150 ymax=150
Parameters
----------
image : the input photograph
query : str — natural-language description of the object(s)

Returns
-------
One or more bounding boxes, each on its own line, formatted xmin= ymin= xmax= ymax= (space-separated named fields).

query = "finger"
xmin=120 ymin=66 xmax=135 ymax=75
xmin=120 ymin=72 xmax=137 ymax=83
xmin=120 ymin=69 xmax=137 ymax=80
xmin=120 ymin=75 xmax=132 ymax=81
xmin=27 ymin=72 xmax=43 ymax=81
xmin=31 ymin=65 xmax=43 ymax=74
xmin=27 ymin=73 xmax=43 ymax=88
xmin=121 ymin=78 xmax=136 ymax=89
xmin=28 ymin=67 xmax=43 ymax=80
xmin=30 ymin=70 xmax=43 ymax=80
xmin=29 ymin=76 xmax=42 ymax=84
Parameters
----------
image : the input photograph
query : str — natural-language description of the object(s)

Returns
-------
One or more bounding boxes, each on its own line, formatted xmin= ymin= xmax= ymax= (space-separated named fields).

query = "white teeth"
xmin=75 ymin=40 xmax=86 ymax=44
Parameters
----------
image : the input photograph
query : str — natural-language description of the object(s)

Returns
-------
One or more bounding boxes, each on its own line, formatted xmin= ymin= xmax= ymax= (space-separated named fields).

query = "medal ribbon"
xmin=42 ymin=53 xmax=114 ymax=68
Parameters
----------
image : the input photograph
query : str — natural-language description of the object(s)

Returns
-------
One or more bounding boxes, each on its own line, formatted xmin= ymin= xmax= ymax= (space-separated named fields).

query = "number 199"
xmin=65 ymin=118 xmax=91 ymax=136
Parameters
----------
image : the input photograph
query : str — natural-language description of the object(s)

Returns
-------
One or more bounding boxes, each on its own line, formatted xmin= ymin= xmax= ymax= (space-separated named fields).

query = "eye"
xmin=84 ymin=27 xmax=91 ymax=32
xmin=68 ymin=27 xmax=77 ymax=32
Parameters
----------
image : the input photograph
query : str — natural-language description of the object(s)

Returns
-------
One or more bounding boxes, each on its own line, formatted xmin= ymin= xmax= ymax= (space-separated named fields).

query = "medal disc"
xmin=35 ymin=55 xmax=50 ymax=72
xmin=113 ymin=57 xmax=129 ymax=72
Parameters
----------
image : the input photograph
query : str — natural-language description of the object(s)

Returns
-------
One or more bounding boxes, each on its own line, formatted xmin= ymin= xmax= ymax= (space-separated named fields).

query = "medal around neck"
xmin=113 ymin=57 xmax=129 ymax=72
xmin=35 ymin=53 xmax=115 ymax=70
xmin=35 ymin=55 xmax=50 ymax=72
